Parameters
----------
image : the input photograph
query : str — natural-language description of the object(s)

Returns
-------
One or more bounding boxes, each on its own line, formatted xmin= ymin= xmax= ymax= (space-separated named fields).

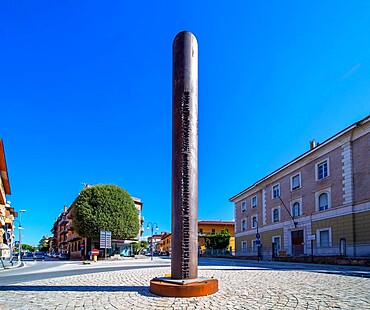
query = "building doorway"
xmin=291 ymin=230 xmax=304 ymax=255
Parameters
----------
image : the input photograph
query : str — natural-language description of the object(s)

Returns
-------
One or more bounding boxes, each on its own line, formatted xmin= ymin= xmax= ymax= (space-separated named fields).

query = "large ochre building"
xmin=230 ymin=115 xmax=370 ymax=259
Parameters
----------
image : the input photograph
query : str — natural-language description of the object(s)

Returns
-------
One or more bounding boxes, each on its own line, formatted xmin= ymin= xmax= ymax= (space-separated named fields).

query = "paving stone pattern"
xmin=1 ymin=265 xmax=370 ymax=309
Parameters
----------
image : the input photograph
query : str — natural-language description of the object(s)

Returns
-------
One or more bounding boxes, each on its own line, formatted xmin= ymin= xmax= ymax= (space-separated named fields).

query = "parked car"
xmin=52 ymin=252 xmax=59 ymax=259
xmin=24 ymin=252 xmax=33 ymax=258
xmin=58 ymin=253 xmax=70 ymax=260
xmin=33 ymin=252 xmax=45 ymax=260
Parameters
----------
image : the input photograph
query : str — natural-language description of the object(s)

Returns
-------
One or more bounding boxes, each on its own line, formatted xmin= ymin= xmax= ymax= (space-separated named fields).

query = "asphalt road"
xmin=2 ymin=256 xmax=369 ymax=287
xmin=0 ymin=257 xmax=170 ymax=286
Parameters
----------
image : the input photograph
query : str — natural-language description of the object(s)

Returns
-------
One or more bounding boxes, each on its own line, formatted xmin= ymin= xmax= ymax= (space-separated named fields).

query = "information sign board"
xmin=100 ymin=230 xmax=112 ymax=248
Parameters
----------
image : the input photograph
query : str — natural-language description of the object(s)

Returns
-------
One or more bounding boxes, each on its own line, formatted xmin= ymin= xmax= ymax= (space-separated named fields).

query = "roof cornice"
xmin=229 ymin=114 xmax=370 ymax=202
xmin=0 ymin=139 xmax=11 ymax=195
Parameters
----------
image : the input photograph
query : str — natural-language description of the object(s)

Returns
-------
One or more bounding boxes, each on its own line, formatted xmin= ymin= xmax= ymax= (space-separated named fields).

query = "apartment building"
xmin=0 ymin=139 xmax=14 ymax=259
xmin=198 ymin=220 xmax=235 ymax=253
xmin=230 ymin=115 xmax=370 ymax=259
xmin=148 ymin=233 xmax=164 ymax=253
xmin=50 ymin=190 xmax=144 ymax=259
xmin=161 ymin=232 xmax=171 ymax=253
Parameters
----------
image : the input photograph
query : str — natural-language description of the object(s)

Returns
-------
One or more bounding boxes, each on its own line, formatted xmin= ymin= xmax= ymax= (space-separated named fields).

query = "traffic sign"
xmin=91 ymin=249 xmax=99 ymax=256
xmin=256 ymin=233 xmax=260 ymax=239
xmin=256 ymin=239 xmax=261 ymax=245
xmin=14 ymin=241 xmax=20 ymax=245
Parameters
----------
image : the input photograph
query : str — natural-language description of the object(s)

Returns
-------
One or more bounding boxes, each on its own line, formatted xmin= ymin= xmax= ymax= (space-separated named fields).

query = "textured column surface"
xmin=171 ymin=31 xmax=198 ymax=280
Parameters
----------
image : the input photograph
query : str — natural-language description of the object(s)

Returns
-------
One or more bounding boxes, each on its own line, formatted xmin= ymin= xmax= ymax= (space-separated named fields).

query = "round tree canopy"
xmin=73 ymin=184 xmax=139 ymax=239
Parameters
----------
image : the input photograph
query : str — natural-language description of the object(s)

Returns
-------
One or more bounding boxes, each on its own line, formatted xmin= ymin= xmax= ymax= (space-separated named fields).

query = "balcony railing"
xmin=67 ymin=209 xmax=74 ymax=219
xmin=67 ymin=233 xmax=81 ymax=242
xmin=58 ymin=216 xmax=68 ymax=225
xmin=59 ymin=228 xmax=68 ymax=235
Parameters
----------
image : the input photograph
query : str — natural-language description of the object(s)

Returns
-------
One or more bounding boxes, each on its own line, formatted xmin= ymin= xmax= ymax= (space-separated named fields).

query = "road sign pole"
xmin=105 ymin=231 xmax=107 ymax=262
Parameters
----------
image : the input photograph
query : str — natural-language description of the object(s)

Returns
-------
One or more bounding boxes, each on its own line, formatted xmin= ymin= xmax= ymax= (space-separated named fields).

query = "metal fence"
xmin=235 ymin=241 xmax=370 ymax=259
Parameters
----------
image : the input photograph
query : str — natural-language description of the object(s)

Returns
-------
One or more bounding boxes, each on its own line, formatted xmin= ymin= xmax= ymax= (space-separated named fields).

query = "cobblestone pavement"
xmin=1 ymin=263 xmax=370 ymax=309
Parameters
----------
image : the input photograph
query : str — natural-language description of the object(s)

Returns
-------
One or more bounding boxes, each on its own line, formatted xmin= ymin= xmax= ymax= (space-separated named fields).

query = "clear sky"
xmin=1 ymin=1 xmax=369 ymax=246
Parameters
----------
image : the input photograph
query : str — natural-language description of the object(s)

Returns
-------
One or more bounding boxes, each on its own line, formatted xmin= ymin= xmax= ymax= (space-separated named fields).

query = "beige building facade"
xmin=230 ymin=115 xmax=370 ymax=259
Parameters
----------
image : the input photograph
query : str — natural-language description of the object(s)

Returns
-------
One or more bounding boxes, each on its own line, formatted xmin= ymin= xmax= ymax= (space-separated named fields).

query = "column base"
xmin=149 ymin=277 xmax=218 ymax=297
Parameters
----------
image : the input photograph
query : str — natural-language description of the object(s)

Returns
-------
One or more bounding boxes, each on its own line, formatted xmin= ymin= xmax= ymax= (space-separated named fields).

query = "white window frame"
xmin=241 ymin=241 xmax=247 ymax=253
xmin=251 ymin=195 xmax=257 ymax=208
xmin=241 ymin=219 xmax=246 ymax=231
xmin=315 ymin=187 xmax=331 ymax=211
xmin=272 ymin=183 xmax=280 ymax=199
xmin=241 ymin=201 xmax=247 ymax=213
xmin=290 ymin=198 xmax=302 ymax=218
xmin=252 ymin=239 xmax=258 ymax=252
xmin=316 ymin=227 xmax=332 ymax=247
xmin=271 ymin=206 xmax=281 ymax=223
xmin=251 ymin=215 xmax=258 ymax=229
xmin=315 ymin=158 xmax=330 ymax=181
xmin=272 ymin=235 xmax=281 ymax=251
xmin=290 ymin=172 xmax=302 ymax=191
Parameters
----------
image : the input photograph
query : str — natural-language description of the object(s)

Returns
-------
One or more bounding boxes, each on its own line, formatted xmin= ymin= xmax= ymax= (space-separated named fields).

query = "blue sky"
xmin=1 ymin=1 xmax=369 ymax=246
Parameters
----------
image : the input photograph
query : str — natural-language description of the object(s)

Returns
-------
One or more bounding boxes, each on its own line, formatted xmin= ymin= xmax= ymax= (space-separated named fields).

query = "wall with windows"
xmin=353 ymin=134 xmax=370 ymax=204
xmin=230 ymin=115 xmax=370 ymax=259
xmin=235 ymin=228 xmax=283 ymax=256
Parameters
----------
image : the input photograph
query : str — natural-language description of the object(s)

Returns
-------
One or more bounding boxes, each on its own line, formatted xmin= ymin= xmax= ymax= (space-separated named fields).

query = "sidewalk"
xmin=0 ymin=258 xmax=23 ymax=270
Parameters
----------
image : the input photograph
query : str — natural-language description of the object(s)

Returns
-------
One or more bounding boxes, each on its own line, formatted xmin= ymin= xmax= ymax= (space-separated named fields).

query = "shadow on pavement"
xmin=0 ymin=285 xmax=158 ymax=296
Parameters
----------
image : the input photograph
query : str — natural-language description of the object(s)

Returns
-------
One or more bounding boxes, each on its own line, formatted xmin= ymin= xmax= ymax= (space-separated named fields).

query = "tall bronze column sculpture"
xmin=171 ymin=30 xmax=199 ymax=280
xmin=149 ymin=31 xmax=218 ymax=297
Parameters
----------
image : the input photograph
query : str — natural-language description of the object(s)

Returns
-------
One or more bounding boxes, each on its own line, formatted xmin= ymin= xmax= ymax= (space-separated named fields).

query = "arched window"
xmin=273 ymin=208 xmax=280 ymax=222
xmin=292 ymin=202 xmax=300 ymax=217
xmin=319 ymin=193 xmax=328 ymax=211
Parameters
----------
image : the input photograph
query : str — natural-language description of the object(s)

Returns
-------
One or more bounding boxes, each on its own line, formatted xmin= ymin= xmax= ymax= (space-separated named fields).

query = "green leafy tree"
xmin=140 ymin=240 xmax=148 ymax=249
xmin=204 ymin=229 xmax=231 ymax=250
xmin=21 ymin=244 xmax=37 ymax=252
xmin=131 ymin=241 xmax=148 ymax=254
xmin=74 ymin=184 xmax=139 ymax=240
xmin=38 ymin=236 xmax=49 ymax=252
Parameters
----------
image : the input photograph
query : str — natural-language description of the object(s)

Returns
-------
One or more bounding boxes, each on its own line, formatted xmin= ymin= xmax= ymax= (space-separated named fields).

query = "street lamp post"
xmin=18 ymin=210 xmax=26 ymax=259
xmin=12 ymin=220 xmax=24 ymax=261
xmin=146 ymin=222 xmax=158 ymax=261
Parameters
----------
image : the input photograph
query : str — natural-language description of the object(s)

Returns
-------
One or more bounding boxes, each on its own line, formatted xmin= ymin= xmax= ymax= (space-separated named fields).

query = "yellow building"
xmin=198 ymin=220 xmax=235 ymax=254
xmin=161 ymin=232 xmax=171 ymax=253
xmin=152 ymin=221 xmax=235 ymax=255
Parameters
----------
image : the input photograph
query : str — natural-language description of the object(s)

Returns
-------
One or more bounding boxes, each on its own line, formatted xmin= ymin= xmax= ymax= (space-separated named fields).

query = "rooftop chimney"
xmin=310 ymin=140 xmax=316 ymax=150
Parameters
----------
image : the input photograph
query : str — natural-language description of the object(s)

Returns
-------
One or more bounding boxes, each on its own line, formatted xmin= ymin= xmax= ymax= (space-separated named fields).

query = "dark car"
xmin=33 ymin=252 xmax=45 ymax=260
